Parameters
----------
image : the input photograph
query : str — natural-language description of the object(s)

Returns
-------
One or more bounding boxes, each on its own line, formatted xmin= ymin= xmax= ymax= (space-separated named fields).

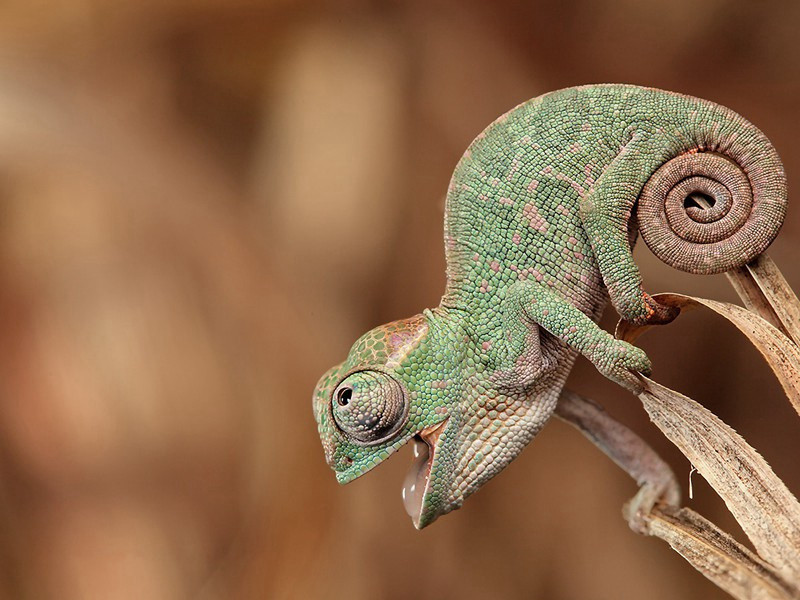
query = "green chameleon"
xmin=312 ymin=84 xmax=787 ymax=529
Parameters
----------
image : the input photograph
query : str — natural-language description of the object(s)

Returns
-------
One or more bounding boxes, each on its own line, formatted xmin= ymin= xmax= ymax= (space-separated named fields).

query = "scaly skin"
xmin=313 ymin=84 xmax=787 ymax=529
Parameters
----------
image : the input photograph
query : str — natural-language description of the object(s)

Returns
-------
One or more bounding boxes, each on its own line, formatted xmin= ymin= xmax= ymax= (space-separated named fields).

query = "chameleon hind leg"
xmin=578 ymin=131 xmax=678 ymax=325
xmin=500 ymin=280 xmax=651 ymax=392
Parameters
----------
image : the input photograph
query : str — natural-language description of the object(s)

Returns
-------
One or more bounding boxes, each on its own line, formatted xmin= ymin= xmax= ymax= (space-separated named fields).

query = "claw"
xmin=618 ymin=370 xmax=646 ymax=395
xmin=630 ymin=294 xmax=679 ymax=326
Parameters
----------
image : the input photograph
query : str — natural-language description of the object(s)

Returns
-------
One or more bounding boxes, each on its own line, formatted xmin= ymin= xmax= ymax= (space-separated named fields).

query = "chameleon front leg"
xmin=555 ymin=388 xmax=680 ymax=533
xmin=579 ymin=131 xmax=678 ymax=325
xmin=501 ymin=279 xmax=651 ymax=392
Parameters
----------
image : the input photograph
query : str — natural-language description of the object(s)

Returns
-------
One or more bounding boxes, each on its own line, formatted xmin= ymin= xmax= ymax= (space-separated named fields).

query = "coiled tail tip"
xmin=637 ymin=120 xmax=787 ymax=275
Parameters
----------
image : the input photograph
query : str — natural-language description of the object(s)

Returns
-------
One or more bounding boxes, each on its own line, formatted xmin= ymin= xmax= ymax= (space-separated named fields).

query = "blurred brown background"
xmin=0 ymin=0 xmax=798 ymax=598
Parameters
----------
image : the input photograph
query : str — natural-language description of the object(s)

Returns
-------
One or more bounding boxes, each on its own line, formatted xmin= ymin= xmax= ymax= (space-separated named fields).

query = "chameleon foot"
xmin=640 ymin=293 xmax=679 ymax=326
xmin=593 ymin=339 xmax=652 ymax=394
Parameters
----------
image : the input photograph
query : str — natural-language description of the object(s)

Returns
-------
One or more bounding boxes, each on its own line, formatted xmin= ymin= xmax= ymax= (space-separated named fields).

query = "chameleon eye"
xmin=337 ymin=387 xmax=352 ymax=406
xmin=332 ymin=371 xmax=408 ymax=445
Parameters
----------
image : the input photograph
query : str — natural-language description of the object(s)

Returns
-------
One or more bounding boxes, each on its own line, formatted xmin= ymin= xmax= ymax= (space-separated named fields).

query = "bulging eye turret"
xmin=331 ymin=371 xmax=408 ymax=444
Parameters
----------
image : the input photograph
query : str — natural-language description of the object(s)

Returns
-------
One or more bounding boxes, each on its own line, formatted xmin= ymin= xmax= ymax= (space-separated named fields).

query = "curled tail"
xmin=579 ymin=85 xmax=787 ymax=324
xmin=636 ymin=99 xmax=787 ymax=274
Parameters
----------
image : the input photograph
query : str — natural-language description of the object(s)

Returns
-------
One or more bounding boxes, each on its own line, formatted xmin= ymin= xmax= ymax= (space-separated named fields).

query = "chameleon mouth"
xmin=401 ymin=419 xmax=447 ymax=528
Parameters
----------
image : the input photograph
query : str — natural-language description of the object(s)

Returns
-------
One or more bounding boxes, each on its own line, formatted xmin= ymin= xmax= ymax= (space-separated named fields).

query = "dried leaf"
xmin=630 ymin=376 xmax=800 ymax=583
xmin=617 ymin=293 xmax=800 ymax=418
xmin=727 ymin=254 xmax=800 ymax=346
xmin=647 ymin=506 xmax=800 ymax=600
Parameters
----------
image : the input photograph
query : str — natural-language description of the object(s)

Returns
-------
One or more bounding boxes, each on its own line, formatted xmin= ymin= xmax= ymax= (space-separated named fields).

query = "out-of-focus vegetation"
xmin=0 ymin=1 xmax=798 ymax=598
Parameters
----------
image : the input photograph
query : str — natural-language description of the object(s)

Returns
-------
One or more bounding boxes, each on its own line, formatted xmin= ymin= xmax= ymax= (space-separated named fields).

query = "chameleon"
xmin=312 ymin=84 xmax=787 ymax=529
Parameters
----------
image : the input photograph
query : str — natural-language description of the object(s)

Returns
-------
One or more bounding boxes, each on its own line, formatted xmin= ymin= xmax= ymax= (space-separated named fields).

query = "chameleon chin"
xmin=312 ymin=84 xmax=787 ymax=528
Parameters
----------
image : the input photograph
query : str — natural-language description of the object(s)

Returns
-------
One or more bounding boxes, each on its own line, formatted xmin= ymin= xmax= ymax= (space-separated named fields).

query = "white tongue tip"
xmin=402 ymin=437 xmax=430 ymax=523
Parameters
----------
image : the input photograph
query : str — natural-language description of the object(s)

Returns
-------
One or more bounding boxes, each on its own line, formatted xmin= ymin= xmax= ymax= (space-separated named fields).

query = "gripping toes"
xmin=595 ymin=340 xmax=651 ymax=393
xmin=641 ymin=293 xmax=679 ymax=326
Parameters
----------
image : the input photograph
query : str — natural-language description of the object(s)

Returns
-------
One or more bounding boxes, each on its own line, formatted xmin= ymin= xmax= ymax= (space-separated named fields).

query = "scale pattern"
xmin=313 ymin=84 xmax=787 ymax=528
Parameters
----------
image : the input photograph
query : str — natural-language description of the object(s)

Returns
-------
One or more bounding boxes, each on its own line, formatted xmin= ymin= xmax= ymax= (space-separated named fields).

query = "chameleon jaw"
xmin=402 ymin=418 xmax=448 ymax=529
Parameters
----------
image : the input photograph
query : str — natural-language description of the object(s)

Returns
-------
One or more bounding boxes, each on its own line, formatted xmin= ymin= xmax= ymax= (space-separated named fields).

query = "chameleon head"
xmin=312 ymin=310 xmax=469 ymax=528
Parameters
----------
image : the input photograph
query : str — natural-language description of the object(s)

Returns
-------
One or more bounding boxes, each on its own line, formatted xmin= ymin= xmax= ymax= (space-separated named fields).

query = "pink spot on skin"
xmin=479 ymin=280 xmax=489 ymax=293
xmin=541 ymin=166 xmax=553 ymax=175
xmin=574 ymin=251 xmax=585 ymax=260
xmin=509 ymin=264 xmax=519 ymax=272
xmin=584 ymin=164 xmax=595 ymax=187
xmin=506 ymin=158 xmax=520 ymax=181
xmin=491 ymin=178 xmax=500 ymax=187
xmin=527 ymin=179 xmax=539 ymax=193
xmin=511 ymin=233 xmax=522 ymax=245
xmin=390 ymin=332 xmax=413 ymax=346
xmin=568 ymin=236 xmax=579 ymax=246
xmin=532 ymin=269 xmax=543 ymax=282
xmin=542 ymin=309 xmax=549 ymax=316
xmin=479 ymin=194 xmax=489 ymax=201
xmin=556 ymin=204 xmax=569 ymax=216
xmin=523 ymin=203 xmax=549 ymax=233
xmin=569 ymin=142 xmax=581 ymax=153
xmin=581 ymin=122 xmax=591 ymax=132
xmin=473 ymin=253 xmax=480 ymax=262
xmin=490 ymin=261 xmax=500 ymax=272
xmin=499 ymin=196 xmax=514 ymax=206
xmin=481 ymin=341 xmax=492 ymax=351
